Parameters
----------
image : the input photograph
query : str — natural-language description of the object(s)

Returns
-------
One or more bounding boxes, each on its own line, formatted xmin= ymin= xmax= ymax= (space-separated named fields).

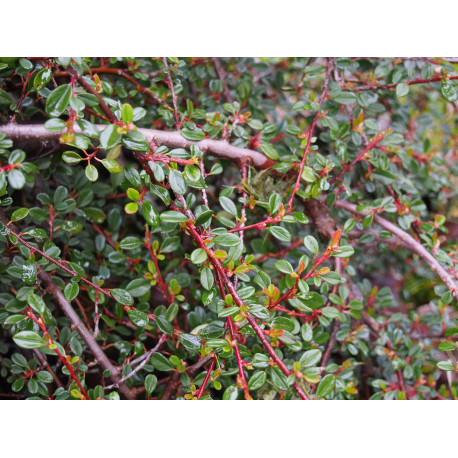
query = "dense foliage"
xmin=0 ymin=57 xmax=456 ymax=400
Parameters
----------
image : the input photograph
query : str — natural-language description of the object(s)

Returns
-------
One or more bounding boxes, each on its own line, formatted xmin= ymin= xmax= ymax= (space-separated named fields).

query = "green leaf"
xmin=210 ymin=163 xmax=223 ymax=175
xmin=169 ymin=169 xmax=187 ymax=195
xmin=122 ymin=137 xmax=150 ymax=152
xmin=301 ymin=166 xmax=316 ymax=183
xmin=269 ymin=226 xmax=291 ymax=243
xmin=120 ymin=236 xmax=142 ymax=250
xmin=27 ymin=293 xmax=46 ymax=314
xmin=181 ymin=125 xmax=205 ymax=141
xmin=205 ymin=338 xmax=228 ymax=348
xmin=199 ymin=324 xmax=224 ymax=339
xmin=178 ymin=333 xmax=201 ymax=351
xmin=19 ymin=58 xmax=33 ymax=70
xmin=0 ymin=222 xmax=7 ymax=236
xmin=269 ymin=194 xmax=282 ymax=214
xmin=322 ymin=307 xmax=340 ymax=319
xmin=275 ymin=259 xmax=293 ymax=274
xmin=396 ymin=83 xmax=409 ymax=98
xmin=184 ymin=164 xmax=201 ymax=182
xmin=127 ymin=188 xmax=140 ymax=201
xmin=33 ymin=68 xmax=52 ymax=91
xmin=155 ymin=315 xmax=174 ymax=335
xmin=191 ymin=248 xmax=208 ymax=264
xmin=100 ymin=124 xmax=121 ymax=149
xmin=195 ymin=210 xmax=213 ymax=226
xmin=144 ymin=374 xmax=158 ymax=394
xmin=218 ymin=307 xmax=239 ymax=317
xmin=8 ymin=169 xmax=26 ymax=189
xmin=124 ymin=166 xmax=141 ymax=188
xmin=150 ymin=353 xmax=174 ymax=371
xmin=272 ymin=316 xmax=295 ymax=332
xmin=64 ymin=283 xmax=79 ymax=301
xmin=128 ymin=309 xmax=149 ymax=327
xmin=8 ymin=149 xmax=26 ymax=165
xmin=437 ymin=361 xmax=455 ymax=371
xmin=12 ymin=378 xmax=25 ymax=392
xmin=111 ymin=288 xmax=134 ymax=306
xmin=124 ymin=202 xmax=138 ymax=214
xmin=300 ymin=349 xmax=322 ymax=367
xmin=438 ymin=341 xmax=456 ymax=352
xmin=126 ymin=278 xmax=151 ymax=297
xmin=302 ymin=291 xmax=324 ymax=309
xmin=62 ymin=220 xmax=83 ymax=234
xmin=44 ymin=118 xmax=65 ymax=132
xmin=303 ymin=235 xmax=319 ymax=255
xmin=0 ymin=173 xmax=6 ymax=197
xmin=441 ymin=82 xmax=457 ymax=102
xmin=165 ymin=303 xmax=179 ymax=322
xmin=11 ymin=207 xmax=29 ymax=222
xmin=334 ymin=92 xmax=356 ymax=104
xmin=121 ymin=103 xmax=134 ymax=123
xmin=133 ymin=107 xmax=146 ymax=121
xmin=220 ymin=196 xmax=238 ymax=218
xmin=62 ymin=151 xmax=82 ymax=165
xmin=200 ymin=266 xmax=214 ymax=290
xmin=333 ymin=246 xmax=354 ymax=258
xmin=248 ymin=371 xmax=267 ymax=390
xmin=46 ymin=84 xmax=72 ymax=117
xmin=68 ymin=262 xmax=86 ymax=278
xmin=335 ymin=58 xmax=352 ymax=68
xmin=260 ymin=143 xmax=279 ymax=160
xmin=214 ymin=233 xmax=241 ymax=247
xmin=160 ymin=211 xmax=187 ymax=223
xmin=85 ymin=164 xmax=98 ymax=182
xmin=142 ymin=202 xmax=160 ymax=228
xmin=101 ymin=158 xmax=122 ymax=173
xmin=270 ymin=366 xmax=288 ymax=390
xmin=77 ymin=93 xmax=99 ymax=108
xmin=36 ymin=370 xmax=54 ymax=384
xmin=316 ymin=374 xmax=336 ymax=398
xmin=13 ymin=331 xmax=46 ymax=349
xmin=160 ymin=236 xmax=181 ymax=253
xmin=107 ymin=144 xmax=122 ymax=159
xmin=22 ymin=261 xmax=37 ymax=285
xmin=149 ymin=161 xmax=165 ymax=181
xmin=223 ymin=386 xmax=239 ymax=400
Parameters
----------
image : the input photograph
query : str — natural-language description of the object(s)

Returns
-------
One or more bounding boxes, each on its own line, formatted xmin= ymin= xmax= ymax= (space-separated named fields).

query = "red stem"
xmin=144 ymin=230 xmax=173 ymax=304
xmin=8 ymin=227 xmax=116 ymax=300
xmin=92 ymin=224 xmax=117 ymax=250
xmin=287 ymin=71 xmax=330 ymax=212
xmin=215 ymin=270 xmax=252 ymax=400
xmin=162 ymin=58 xmax=181 ymax=129
xmin=330 ymin=132 xmax=387 ymax=183
xmin=228 ymin=217 xmax=273 ymax=233
xmin=255 ymin=238 xmax=303 ymax=263
xmin=196 ymin=357 xmax=216 ymax=400
xmin=352 ymin=75 xmax=458 ymax=93
xmin=269 ymin=250 xmax=332 ymax=310
xmin=10 ymin=71 xmax=34 ymax=123
xmin=184 ymin=219 xmax=308 ymax=400
xmin=27 ymin=312 xmax=89 ymax=399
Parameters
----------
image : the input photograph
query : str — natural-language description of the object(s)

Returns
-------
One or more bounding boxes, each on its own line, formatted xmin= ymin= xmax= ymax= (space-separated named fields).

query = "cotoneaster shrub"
xmin=0 ymin=57 xmax=456 ymax=400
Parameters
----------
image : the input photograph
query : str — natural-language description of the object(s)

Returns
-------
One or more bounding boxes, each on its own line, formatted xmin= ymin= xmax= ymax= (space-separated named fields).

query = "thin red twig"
xmin=287 ymin=71 xmax=330 ymax=212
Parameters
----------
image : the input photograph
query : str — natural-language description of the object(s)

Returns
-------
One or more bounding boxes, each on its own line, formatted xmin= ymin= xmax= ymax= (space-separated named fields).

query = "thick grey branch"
xmin=39 ymin=272 xmax=135 ymax=399
xmin=105 ymin=334 xmax=166 ymax=391
xmin=0 ymin=123 xmax=274 ymax=169
xmin=335 ymin=200 xmax=458 ymax=299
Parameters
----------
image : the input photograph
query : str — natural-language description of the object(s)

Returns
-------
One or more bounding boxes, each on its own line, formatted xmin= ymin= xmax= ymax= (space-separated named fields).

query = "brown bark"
xmin=39 ymin=272 xmax=135 ymax=400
